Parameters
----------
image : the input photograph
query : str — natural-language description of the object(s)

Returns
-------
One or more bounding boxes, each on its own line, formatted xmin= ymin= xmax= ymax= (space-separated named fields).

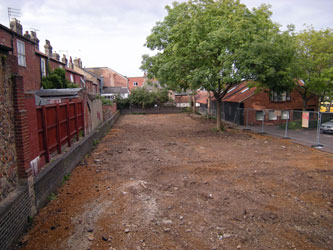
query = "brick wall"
xmin=0 ymin=27 xmax=41 ymax=92
xmin=102 ymin=103 xmax=117 ymax=121
xmin=0 ymin=186 xmax=31 ymax=250
xmin=128 ymin=76 xmax=145 ymax=92
xmin=0 ymin=54 xmax=18 ymax=201
xmin=243 ymin=89 xmax=319 ymax=111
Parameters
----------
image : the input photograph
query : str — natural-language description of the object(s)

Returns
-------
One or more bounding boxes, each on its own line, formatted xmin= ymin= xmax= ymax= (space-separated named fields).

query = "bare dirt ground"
xmin=18 ymin=113 xmax=333 ymax=250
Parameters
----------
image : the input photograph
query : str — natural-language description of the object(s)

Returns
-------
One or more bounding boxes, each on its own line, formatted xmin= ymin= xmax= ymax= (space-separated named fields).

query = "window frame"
xmin=133 ymin=81 xmax=138 ymax=86
xmin=41 ymin=58 xmax=46 ymax=77
xmin=270 ymin=90 xmax=291 ymax=102
xmin=17 ymin=40 xmax=26 ymax=67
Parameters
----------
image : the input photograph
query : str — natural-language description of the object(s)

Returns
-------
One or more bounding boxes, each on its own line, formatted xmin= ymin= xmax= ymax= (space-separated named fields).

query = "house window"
xmin=70 ymin=74 xmax=74 ymax=83
xmin=17 ymin=40 xmax=26 ymax=67
xmin=281 ymin=110 xmax=290 ymax=120
xmin=256 ymin=111 xmax=265 ymax=121
xmin=133 ymin=82 xmax=138 ymax=86
xmin=41 ymin=58 xmax=46 ymax=77
xmin=270 ymin=91 xmax=291 ymax=102
xmin=268 ymin=110 xmax=277 ymax=120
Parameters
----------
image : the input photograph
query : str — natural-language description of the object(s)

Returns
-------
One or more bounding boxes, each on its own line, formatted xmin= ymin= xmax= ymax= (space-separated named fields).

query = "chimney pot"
xmin=10 ymin=18 xmax=23 ymax=35
xmin=44 ymin=39 xmax=53 ymax=57
xmin=62 ymin=54 xmax=68 ymax=66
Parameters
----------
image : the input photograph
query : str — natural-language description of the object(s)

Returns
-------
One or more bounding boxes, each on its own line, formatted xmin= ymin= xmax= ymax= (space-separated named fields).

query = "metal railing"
xmin=198 ymin=106 xmax=333 ymax=151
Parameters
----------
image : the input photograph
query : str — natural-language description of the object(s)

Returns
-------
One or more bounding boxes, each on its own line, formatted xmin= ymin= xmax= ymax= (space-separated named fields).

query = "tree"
xmin=117 ymin=87 xmax=170 ymax=109
xmin=142 ymin=0 xmax=296 ymax=130
xmin=42 ymin=68 xmax=77 ymax=89
xmin=295 ymin=28 xmax=333 ymax=110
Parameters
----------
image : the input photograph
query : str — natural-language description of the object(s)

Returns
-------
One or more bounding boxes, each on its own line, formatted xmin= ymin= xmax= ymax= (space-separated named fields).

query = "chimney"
xmin=52 ymin=51 xmax=60 ymax=61
xmin=68 ymin=56 xmax=74 ymax=69
xmin=44 ymin=40 xmax=52 ymax=57
xmin=74 ymin=58 xmax=82 ymax=68
xmin=23 ymin=31 xmax=31 ymax=40
xmin=30 ymin=31 xmax=40 ymax=50
xmin=62 ymin=54 xmax=68 ymax=66
xmin=10 ymin=18 xmax=23 ymax=35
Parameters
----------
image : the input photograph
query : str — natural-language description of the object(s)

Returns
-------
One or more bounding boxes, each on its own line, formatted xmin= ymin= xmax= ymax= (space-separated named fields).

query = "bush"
xmin=101 ymin=97 xmax=113 ymax=105
xmin=120 ymin=87 xmax=169 ymax=108
xmin=42 ymin=68 xmax=71 ymax=89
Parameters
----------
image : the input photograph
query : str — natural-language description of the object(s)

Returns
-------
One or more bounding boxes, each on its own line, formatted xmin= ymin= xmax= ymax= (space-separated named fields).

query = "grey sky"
xmin=0 ymin=0 xmax=332 ymax=77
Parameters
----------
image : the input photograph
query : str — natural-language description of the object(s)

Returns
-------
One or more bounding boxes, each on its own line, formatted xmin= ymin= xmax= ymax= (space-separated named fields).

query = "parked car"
xmin=320 ymin=119 xmax=333 ymax=134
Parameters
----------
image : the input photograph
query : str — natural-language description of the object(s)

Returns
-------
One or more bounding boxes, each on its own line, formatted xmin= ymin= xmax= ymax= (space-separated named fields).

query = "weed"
xmin=62 ymin=173 xmax=71 ymax=185
xmin=47 ymin=192 xmax=57 ymax=201
xmin=93 ymin=139 xmax=99 ymax=146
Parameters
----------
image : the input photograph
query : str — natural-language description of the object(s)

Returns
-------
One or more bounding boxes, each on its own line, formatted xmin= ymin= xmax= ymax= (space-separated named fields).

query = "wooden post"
xmin=75 ymin=101 xmax=79 ymax=141
xmin=41 ymin=106 xmax=50 ymax=163
xmin=81 ymin=101 xmax=85 ymax=136
xmin=66 ymin=102 xmax=71 ymax=147
xmin=56 ymin=104 xmax=62 ymax=154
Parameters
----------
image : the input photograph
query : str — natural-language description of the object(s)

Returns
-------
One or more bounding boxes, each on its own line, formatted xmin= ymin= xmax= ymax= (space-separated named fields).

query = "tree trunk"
xmin=216 ymin=98 xmax=222 ymax=130
xmin=192 ymin=95 xmax=196 ymax=113
xmin=302 ymin=97 xmax=308 ymax=111
xmin=208 ymin=94 xmax=211 ymax=116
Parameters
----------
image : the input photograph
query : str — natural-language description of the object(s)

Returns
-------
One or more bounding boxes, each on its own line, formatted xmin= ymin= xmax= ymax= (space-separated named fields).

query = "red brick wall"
xmin=13 ymin=75 xmax=32 ymax=178
xmin=243 ymin=89 xmax=319 ymax=111
xmin=1 ymin=28 xmax=41 ymax=91
xmin=128 ymin=77 xmax=145 ymax=92
xmin=87 ymin=68 xmax=127 ymax=88
xmin=25 ymin=94 xmax=39 ymax=163
xmin=243 ymin=89 xmax=319 ymax=125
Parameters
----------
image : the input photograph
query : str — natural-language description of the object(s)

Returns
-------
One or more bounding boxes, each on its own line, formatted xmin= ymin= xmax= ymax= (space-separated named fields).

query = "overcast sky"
xmin=0 ymin=0 xmax=332 ymax=77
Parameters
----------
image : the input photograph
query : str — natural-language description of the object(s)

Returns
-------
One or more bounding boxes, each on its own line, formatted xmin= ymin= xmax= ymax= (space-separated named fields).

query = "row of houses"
xmin=0 ymin=18 xmax=138 ymax=202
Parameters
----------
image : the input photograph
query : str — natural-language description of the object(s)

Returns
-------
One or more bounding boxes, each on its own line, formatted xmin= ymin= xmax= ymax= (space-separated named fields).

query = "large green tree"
xmin=142 ymin=0 xmax=297 ymax=130
xmin=295 ymin=28 xmax=333 ymax=110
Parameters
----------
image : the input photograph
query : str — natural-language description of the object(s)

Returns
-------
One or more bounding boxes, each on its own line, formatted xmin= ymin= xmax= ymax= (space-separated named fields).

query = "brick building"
xmin=198 ymin=81 xmax=319 ymax=124
xmin=86 ymin=67 xmax=128 ymax=88
xmin=128 ymin=76 xmax=145 ymax=91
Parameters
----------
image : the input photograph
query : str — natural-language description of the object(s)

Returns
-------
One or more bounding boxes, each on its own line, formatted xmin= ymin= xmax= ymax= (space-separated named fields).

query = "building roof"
xmin=103 ymin=87 xmax=129 ymax=94
xmin=222 ymin=81 xmax=256 ymax=103
xmin=35 ymin=88 xmax=83 ymax=97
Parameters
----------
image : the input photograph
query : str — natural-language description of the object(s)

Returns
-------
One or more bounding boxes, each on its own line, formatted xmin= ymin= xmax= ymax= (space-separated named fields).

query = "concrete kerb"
xmin=0 ymin=111 xmax=119 ymax=250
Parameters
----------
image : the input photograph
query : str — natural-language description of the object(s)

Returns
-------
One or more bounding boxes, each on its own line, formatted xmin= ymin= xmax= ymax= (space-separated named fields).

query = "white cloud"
xmin=0 ymin=0 xmax=332 ymax=76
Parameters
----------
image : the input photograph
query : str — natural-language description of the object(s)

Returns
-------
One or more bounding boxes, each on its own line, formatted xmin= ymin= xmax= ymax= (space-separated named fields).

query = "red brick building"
xmin=86 ymin=67 xmax=128 ymax=88
xmin=197 ymin=81 xmax=319 ymax=124
xmin=0 ymin=20 xmax=41 ymax=91
xmin=128 ymin=76 xmax=145 ymax=91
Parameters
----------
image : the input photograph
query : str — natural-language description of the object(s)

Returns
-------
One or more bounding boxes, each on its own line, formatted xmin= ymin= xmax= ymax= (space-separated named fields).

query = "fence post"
xmin=283 ymin=118 xmax=290 ymax=139
xmin=74 ymin=101 xmax=79 ymax=141
xmin=66 ymin=102 xmax=71 ymax=147
xmin=243 ymin=108 xmax=251 ymax=131
xmin=311 ymin=112 xmax=323 ymax=148
xmin=258 ymin=110 xmax=266 ymax=134
xmin=81 ymin=101 xmax=85 ymax=136
xmin=56 ymin=104 xmax=62 ymax=154
xmin=41 ymin=106 xmax=50 ymax=163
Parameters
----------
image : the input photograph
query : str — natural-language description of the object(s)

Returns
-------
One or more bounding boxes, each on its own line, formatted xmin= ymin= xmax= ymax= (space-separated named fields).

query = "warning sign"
xmin=302 ymin=111 xmax=309 ymax=128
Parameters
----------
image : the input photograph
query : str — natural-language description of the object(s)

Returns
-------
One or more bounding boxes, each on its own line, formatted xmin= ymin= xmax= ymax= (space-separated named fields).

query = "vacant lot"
xmin=20 ymin=114 xmax=333 ymax=250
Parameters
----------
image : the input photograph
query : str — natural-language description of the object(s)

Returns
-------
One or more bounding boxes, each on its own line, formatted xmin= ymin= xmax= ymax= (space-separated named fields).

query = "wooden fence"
xmin=36 ymin=101 xmax=84 ymax=163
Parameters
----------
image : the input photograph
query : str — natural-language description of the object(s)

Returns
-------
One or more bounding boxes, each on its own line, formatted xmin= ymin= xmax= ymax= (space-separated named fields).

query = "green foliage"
xmin=116 ymin=87 xmax=169 ymax=109
xmin=93 ymin=139 xmax=99 ymax=146
xmin=101 ymin=97 xmax=113 ymax=105
xmin=42 ymin=68 xmax=71 ymax=89
xmin=295 ymin=27 xmax=333 ymax=108
xmin=142 ymin=0 xmax=296 ymax=130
